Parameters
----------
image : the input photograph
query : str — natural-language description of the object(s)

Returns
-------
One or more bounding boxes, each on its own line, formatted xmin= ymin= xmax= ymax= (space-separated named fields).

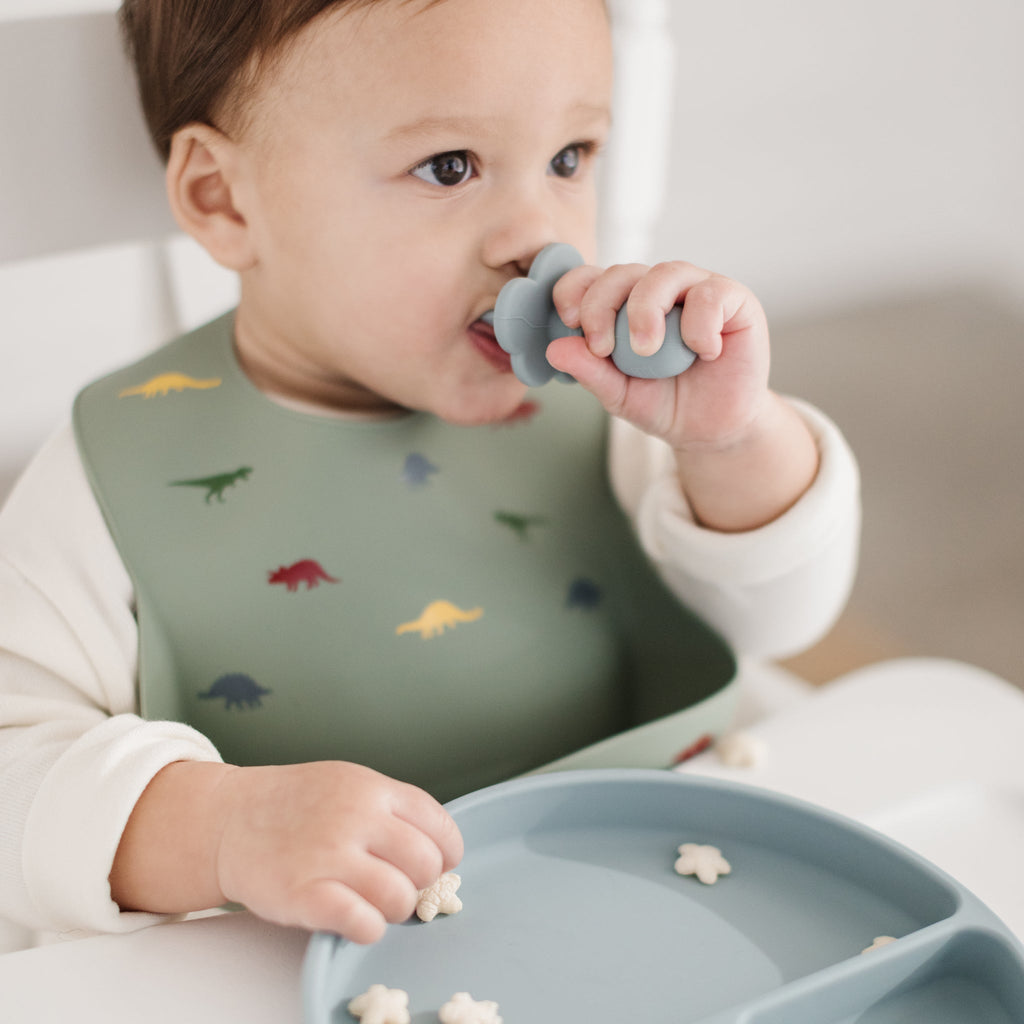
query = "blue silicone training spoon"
xmin=488 ymin=243 xmax=697 ymax=388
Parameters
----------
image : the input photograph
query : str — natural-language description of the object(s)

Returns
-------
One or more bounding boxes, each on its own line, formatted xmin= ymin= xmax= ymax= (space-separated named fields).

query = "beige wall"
xmin=654 ymin=0 xmax=1024 ymax=321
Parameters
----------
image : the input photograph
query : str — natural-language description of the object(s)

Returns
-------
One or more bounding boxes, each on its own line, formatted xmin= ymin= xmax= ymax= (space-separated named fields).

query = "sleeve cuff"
xmin=620 ymin=397 xmax=861 ymax=588
xmin=23 ymin=715 xmax=221 ymax=935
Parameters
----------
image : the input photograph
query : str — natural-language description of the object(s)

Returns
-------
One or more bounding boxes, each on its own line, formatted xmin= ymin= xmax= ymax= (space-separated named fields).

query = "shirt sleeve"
xmin=0 ymin=424 xmax=221 ymax=936
xmin=608 ymin=397 xmax=861 ymax=659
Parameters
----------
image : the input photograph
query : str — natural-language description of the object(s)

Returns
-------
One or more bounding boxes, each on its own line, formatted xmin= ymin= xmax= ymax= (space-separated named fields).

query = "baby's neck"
xmin=262 ymin=389 xmax=408 ymax=422
xmin=231 ymin=323 xmax=406 ymax=420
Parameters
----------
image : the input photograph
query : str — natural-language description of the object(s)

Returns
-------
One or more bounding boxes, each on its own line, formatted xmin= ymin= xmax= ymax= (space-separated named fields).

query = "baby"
xmin=0 ymin=0 xmax=859 ymax=946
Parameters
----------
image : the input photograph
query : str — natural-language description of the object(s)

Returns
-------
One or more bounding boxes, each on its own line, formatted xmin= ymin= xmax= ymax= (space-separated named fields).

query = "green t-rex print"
xmin=169 ymin=466 xmax=252 ymax=503
xmin=494 ymin=510 xmax=547 ymax=540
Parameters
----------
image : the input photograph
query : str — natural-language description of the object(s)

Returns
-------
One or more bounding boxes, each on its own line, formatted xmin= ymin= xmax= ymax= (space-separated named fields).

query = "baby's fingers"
xmin=289 ymin=849 xmax=422 ymax=940
xmin=552 ymin=262 xmax=645 ymax=357
xmin=391 ymin=782 xmax=464 ymax=875
xmin=551 ymin=264 xmax=604 ymax=332
xmin=573 ymin=263 xmax=649 ymax=357
xmin=624 ymin=261 xmax=713 ymax=356
xmin=369 ymin=815 xmax=448 ymax=891
xmin=290 ymin=877 xmax=389 ymax=945
xmin=677 ymin=274 xmax=760 ymax=362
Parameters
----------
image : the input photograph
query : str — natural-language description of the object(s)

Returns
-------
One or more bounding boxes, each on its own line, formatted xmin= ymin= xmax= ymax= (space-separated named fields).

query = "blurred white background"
xmin=1 ymin=0 xmax=1022 ymax=683
xmin=650 ymin=1 xmax=1024 ymax=687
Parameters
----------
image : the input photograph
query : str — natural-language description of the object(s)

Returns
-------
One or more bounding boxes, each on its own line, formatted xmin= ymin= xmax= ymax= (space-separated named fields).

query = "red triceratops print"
xmin=268 ymin=559 xmax=340 ymax=591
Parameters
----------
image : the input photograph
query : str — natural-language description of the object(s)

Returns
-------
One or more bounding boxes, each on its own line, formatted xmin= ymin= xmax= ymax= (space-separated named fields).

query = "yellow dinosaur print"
xmin=396 ymin=600 xmax=484 ymax=639
xmin=119 ymin=372 xmax=222 ymax=398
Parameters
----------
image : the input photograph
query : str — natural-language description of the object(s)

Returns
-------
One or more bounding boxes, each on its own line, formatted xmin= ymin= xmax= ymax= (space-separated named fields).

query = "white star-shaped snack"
xmin=714 ymin=731 xmax=767 ymax=768
xmin=861 ymin=935 xmax=897 ymax=954
xmin=347 ymin=984 xmax=410 ymax=1024
xmin=415 ymin=871 xmax=463 ymax=922
xmin=438 ymin=992 xmax=503 ymax=1024
xmin=674 ymin=843 xmax=732 ymax=884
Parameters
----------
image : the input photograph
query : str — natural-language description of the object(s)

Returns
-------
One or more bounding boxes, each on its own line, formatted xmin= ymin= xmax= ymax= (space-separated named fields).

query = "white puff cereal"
xmin=438 ymin=992 xmax=503 ymax=1024
xmin=416 ymin=871 xmax=464 ymax=923
xmin=715 ymin=731 xmax=767 ymax=768
xmin=347 ymin=984 xmax=411 ymax=1024
xmin=674 ymin=843 xmax=732 ymax=884
xmin=861 ymin=935 xmax=897 ymax=954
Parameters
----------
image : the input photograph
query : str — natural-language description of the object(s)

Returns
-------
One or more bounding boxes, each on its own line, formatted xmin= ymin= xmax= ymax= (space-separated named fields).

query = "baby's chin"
xmin=429 ymin=386 xmax=532 ymax=427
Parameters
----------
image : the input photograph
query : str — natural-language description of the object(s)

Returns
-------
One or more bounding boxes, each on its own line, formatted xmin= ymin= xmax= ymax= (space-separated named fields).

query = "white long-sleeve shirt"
xmin=0 ymin=399 xmax=859 ymax=936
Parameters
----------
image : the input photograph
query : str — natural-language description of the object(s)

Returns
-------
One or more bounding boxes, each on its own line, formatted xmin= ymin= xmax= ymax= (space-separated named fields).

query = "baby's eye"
xmin=549 ymin=143 xmax=589 ymax=179
xmin=411 ymin=151 xmax=475 ymax=187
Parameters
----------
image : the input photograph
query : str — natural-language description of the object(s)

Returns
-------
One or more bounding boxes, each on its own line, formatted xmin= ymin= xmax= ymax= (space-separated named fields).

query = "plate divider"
xmin=693 ymin=916 xmax=962 ymax=1024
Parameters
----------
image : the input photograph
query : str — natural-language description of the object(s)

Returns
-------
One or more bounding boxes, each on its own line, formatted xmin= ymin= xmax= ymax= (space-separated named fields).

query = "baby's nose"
xmin=480 ymin=189 xmax=561 ymax=275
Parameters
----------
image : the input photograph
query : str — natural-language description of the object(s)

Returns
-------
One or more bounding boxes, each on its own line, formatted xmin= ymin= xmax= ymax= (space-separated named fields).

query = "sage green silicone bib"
xmin=73 ymin=313 xmax=736 ymax=800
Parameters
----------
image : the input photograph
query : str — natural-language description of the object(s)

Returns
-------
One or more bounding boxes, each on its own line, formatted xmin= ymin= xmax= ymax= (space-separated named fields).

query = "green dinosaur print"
xmin=494 ymin=510 xmax=547 ymax=540
xmin=170 ymin=466 xmax=252 ymax=503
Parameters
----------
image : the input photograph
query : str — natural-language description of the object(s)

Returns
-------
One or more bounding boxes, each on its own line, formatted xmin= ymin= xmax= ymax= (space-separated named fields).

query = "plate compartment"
xmin=304 ymin=770 xmax=1024 ymax=1023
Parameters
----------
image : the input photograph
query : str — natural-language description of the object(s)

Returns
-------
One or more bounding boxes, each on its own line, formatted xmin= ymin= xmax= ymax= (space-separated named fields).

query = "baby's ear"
xmin=166 ymin=124 xmax=256 ymax=271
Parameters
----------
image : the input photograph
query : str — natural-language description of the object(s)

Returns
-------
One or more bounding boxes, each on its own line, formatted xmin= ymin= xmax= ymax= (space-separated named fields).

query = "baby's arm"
xmin=110 ymin=759 xmax=462 ymax=943
xmin=548 ymin=261 xmax=818 ymax=531
xmin=0 ymin=427 xmax=222 ymax=933
xmin=607 ymin=403 xmax=860 ymax=659
xmin=0 ymin=428 xmax=461 ymax=942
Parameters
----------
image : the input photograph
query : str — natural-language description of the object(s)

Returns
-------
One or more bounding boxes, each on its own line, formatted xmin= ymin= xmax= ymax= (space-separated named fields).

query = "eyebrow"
xmin=384 ymin=116 xmax=491 ymax=143
xmin=384 ymin=104 xmax=612 ymax=143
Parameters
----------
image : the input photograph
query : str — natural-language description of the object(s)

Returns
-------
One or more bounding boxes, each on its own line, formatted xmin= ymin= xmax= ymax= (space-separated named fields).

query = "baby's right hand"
xmin=213 ymin=761 xmax=463 ymax=943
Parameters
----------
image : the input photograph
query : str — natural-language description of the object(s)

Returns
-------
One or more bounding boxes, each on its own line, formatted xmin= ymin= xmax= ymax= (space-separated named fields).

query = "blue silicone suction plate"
xmin=303 ymin=769 xmax=1024 ymax=1023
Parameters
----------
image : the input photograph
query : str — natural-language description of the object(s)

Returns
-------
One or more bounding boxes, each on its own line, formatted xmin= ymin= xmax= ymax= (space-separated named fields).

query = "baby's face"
xmin=229 ymin=0 xmax=612 ymax=423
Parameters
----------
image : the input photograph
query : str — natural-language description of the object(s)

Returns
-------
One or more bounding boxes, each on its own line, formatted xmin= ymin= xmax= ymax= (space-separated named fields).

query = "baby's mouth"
xmin=469 ymin=313 xmax=513 ymax=373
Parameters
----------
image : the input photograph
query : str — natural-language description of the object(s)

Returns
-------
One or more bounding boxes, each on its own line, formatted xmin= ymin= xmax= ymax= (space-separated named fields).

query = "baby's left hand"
xmin=547 ymin=260 xmax=770 ymax=454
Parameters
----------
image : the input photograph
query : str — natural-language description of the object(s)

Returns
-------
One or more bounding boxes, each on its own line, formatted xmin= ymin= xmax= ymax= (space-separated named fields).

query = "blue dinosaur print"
xmin=197 ymin=673 xmax=271 ymax=709
xmin=402 ymin=453 xmax=439 ymax=487
xmin=566 ymin=577 xmax=602 ymax=609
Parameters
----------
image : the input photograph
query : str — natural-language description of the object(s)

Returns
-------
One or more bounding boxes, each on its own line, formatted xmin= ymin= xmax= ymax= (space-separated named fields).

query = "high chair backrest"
xmin=0 ymin=1 xmax=675 ymax=498
xmin=0 ymin=11 xmax=175 ymax=266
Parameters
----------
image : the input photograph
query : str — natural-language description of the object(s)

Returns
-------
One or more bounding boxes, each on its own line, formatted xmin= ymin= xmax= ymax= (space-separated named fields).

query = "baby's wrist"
xmin=200 ymin=762 xmax=252 ymax=904
xmin=110 ymin=759 xmax=239 ymax=915
xmin=159 ymin=760 xmax=240 ymax=909
xmin=672 ymin=394 xmax=819 ymax=532
xmin=671 ymin=391 xmax=777 ymax=460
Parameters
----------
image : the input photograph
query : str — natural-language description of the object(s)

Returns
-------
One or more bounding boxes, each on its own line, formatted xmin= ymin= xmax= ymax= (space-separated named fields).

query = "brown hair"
xmin=119 ymin=0 xmax=363 ymax=160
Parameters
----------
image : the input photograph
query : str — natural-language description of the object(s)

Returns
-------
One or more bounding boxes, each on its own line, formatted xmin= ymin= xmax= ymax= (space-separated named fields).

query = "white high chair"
xmin=0 ymin=7 xmax=232 ymax=503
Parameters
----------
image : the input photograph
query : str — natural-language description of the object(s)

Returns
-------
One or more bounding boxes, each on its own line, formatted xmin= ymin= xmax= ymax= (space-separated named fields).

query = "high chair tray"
xmin=303 ymin=769 xmax=1024 ymax=1023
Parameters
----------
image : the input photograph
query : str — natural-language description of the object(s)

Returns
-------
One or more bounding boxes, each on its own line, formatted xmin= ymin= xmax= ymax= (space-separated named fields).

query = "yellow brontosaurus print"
xmin=119 ymin=372 xmax=222 ymax=398
xmin=396 ymin=600 xmax=484 ymax=639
